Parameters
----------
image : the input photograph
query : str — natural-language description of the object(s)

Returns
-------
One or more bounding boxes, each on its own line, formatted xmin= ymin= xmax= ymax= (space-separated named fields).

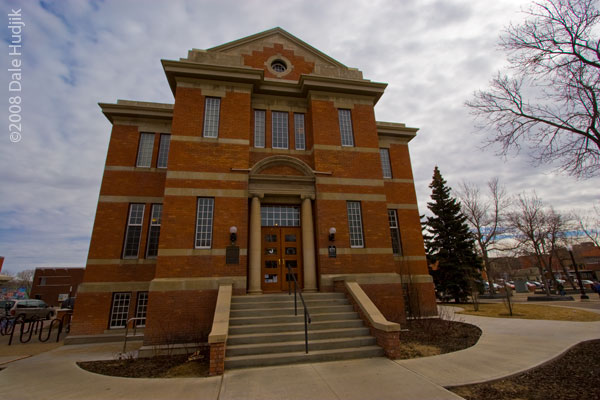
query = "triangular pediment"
xmin=184 ymin=28 xmax=363 ymax=81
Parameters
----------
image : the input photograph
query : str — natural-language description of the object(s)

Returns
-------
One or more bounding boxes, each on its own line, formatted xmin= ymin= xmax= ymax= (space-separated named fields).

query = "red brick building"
xmin=30 ymin=268 xmax=85 ymax=306
xmin=71 ymin=28 xmax=436 ymax=344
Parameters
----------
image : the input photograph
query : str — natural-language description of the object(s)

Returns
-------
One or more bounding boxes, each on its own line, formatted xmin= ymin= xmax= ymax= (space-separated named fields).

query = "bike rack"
xmin=0 ymin=313 xmax=71 ymax=345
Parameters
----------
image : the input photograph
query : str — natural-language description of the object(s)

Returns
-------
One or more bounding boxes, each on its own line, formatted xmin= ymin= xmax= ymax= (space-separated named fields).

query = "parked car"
xmin=5 ymin=299 xmax=55 ymax=321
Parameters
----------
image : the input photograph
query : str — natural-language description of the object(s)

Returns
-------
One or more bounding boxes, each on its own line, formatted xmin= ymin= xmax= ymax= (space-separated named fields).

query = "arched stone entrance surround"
xmin=247 ymin=156 xmax=317 ymax=294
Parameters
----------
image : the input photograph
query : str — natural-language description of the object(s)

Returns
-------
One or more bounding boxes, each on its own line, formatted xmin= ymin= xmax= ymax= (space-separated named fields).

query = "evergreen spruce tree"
xmin=424 ymin=166 xmax=481 ymax=303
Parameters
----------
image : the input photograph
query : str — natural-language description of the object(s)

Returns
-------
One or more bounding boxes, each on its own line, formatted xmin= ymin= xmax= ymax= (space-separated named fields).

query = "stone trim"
xmin=320 ymin=272 xmax=432 ymax=287
xmin=111 ymin=117 xmax=172 ymax=133
xmin=98 ymin=196 xmax=164 ymax=203
xmin=78 ymin=281 xmax=150 ymax=293
xmin=175 ymin=77 xmax=253 ymax=94
xmin=308 ymin=91 xmax=375 ymax=108
xmin=208 ymin=284 xmax=232 ymax=344
xmin=313 ymin=144 xmax=379 ymax=153
xmin=394 ymin=255 xmax=428 ymax=262
xmin=317 ymin=192 xmax=387 ymax=202
xmin=87 ymin=258 xmax=157 ymax=265
xmin=386 ymin=203 xmax=419 ymax=210
xmin=318 ymin=248 xmax=393 ymax=255
xmin=166 ymin=171 xmax=248 ymax=181
xmin=316 ymin=177 xmax=384 ymax=187
xmin=105 ymin=166 xmax=168 ymax=173
xmin=250 ymin=147 xmax=314 ymax=155
xmin=385 ymin=178 xmax=414 ymax=184
xmin=171 ymin=135 xmax=249 ymax=146
xmin=149 ymin=276 xmax=247 ymax=291
xmin=342 ymin=281 xmax=400 ymax=332
xmin=164 ymin=188 xmax=247 ymax=198
xmin=158 ymin=248 xmax=248 ymax=256
xmin=334 ymin=280 xmax=401 ymax=359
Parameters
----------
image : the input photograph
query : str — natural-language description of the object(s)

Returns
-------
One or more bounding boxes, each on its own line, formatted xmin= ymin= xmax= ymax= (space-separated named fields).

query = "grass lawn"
xmin=448 ymin=303 xmax=600 ymax=321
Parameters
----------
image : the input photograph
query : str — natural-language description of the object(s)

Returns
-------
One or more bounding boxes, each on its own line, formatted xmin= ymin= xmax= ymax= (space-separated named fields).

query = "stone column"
xmin=301 ymin=196 xmax=317 ymax=292
xmin=248 ymin=196 xmax=262 ymax=294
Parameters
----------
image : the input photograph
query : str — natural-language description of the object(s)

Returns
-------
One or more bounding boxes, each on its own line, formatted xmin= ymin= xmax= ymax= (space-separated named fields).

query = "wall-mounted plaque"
xmin=226 ymin=245 xmax=240 ymax=264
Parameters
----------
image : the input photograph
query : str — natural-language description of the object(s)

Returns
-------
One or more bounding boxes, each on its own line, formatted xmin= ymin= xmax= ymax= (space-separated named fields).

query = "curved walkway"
xmin=0 ymin=305 xmax=599 ymax=400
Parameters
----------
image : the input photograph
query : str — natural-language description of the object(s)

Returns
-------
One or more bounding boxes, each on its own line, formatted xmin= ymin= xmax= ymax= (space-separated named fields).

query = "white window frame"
xmin=338 ymin=109 xmax=355 ymax=147
xmin=380 ymin=148 xmax=392 ymax=178
xmin=388 ymin=209 xmax=403 ymax=256
xmin=294 ymin=113 xmax=306 ymax=150
xmin=272 ymin=111 xmax=289 ymax=149
xmin=123 ymin=204 xmax=145 ymax=258
xmin=346 ymin=201 xmax=365 ymax=248
xmin=109 ymin=292 xmax=131 ymax=329
xmin=203 ymin=97 xmax=221 ymax=138
xmin=135 ymin=291 xmax=148 ymax=327
xmin=146 ymin=204 xmax=162 ymax=258
xmin=195 ymin=198 xmax=214 ymax=249
xmin=136 ymin=133 xmax=155 ymax=167
xmin=157 ymin=134 xmax=170 ymax=168
xmin=254 ymin=110 xmax=266 ymax=148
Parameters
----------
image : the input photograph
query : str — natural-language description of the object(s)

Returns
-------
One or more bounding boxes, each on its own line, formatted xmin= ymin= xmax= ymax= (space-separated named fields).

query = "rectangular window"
xmin=380 ymin=148 xmax=392 ymax=178
xmin=346 ymin=201 xmax=364 ymax=248
xmin=388 ymin=209 xmax=403 ymax=256
xmin=135 ymin=291 xmax=148 ymax=327
xmin=157 ymin=134 xmax=171 ymax=168
xmin=203 ymin=97 xmax=221 ymax=138
xmin=254 ymin=110 xmax=265 ymax=148
xmin=136 ymin=133 xmax=154 ymax=167
xmin=338 ymin=109 xmax=354 ymax=147
xmin=123 ymin=204 xmax=145 ymax=258
xmin=146 ymin=204 xmax=162 ymax=258
xmin=195 ymin=198 xmax=214 ymax=248
xmin=294 ymin=113 xmax=305 ymax=150
xmin=261 ymin=205 xmax=300 ymax=227
xmin=272 ymin=111 xmax=289 ymax=149
xmin=109 ymin=292 xmax=131 ymax=329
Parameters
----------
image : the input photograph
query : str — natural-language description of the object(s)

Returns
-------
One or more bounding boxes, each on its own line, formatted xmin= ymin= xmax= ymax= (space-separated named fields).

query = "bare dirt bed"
xmin=397 ymin=318 xmax=482 ymax=359
xmin=77 ymin=319 xmax=481 ymax=378
xmin=450 ymin=339 xmax=600 ymax=400
xmin=78 ymin=354 xmax=209 ymax=378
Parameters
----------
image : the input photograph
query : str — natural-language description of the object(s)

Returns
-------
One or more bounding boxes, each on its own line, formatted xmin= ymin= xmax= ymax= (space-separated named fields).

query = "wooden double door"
xmin=261 ymin=227 xmax=303 ymax=292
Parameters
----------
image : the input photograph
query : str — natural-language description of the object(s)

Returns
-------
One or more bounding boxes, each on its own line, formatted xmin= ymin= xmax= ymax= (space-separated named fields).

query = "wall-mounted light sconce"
xmin=229 ymin=226 xmax=238 ymax=244
xmin=329 ymin=227 xmax=336 ymax=242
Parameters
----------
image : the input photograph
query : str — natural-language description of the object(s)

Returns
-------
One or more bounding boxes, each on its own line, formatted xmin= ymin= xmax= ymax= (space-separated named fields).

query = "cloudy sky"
xmin=1 ymin=0 xmax=598 ymax=274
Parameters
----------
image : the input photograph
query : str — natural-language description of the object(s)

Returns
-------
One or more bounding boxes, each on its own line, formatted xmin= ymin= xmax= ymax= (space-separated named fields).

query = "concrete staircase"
xmin=225 ymin=292 xmax=383 ymax=369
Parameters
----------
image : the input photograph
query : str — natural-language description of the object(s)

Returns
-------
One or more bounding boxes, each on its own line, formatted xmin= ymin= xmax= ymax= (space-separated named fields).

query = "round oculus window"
xmin=271 ymin=60 xmax=287 ymax=73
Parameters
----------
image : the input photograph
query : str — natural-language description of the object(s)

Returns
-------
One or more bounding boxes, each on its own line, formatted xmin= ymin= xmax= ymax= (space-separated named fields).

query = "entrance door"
xmin=261 ymin=227 xmax=303 ymax=292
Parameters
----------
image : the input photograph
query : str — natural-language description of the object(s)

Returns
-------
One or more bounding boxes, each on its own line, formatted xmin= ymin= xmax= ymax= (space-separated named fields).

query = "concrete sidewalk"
xmin=0 ymin=305 xmax=599 ymax=399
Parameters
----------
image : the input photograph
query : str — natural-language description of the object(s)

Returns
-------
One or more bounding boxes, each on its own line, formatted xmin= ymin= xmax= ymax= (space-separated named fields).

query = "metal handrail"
xmin=122 ymin=317 xmax=145 ymax=353
xmin=286 ymin=264 xmax=311 ymax=353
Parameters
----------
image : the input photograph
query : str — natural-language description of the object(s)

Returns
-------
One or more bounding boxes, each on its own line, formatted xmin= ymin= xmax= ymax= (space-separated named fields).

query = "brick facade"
xmin=30 ymin=268 xmax=85 ymax=307
xmin=70 ymin=28 xmax=436 ymax=345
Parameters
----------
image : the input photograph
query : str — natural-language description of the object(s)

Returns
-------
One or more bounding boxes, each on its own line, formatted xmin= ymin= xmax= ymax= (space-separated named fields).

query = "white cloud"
xmin=0 ymin=0 xmax=598 ymax=274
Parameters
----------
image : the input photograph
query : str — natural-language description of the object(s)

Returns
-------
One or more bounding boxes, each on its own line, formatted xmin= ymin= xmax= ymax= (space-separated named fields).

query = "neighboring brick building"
xmin=30 ymin=268 xmax=85 ymax=306
xmin=70 ymin=28 xmax=437 ymax=344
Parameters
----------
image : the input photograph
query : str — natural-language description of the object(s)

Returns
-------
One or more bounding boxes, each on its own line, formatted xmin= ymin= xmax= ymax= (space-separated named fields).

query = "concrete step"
xmin=227 ymin=327 xmax=372 ymax=345
xmin=230 ymin=304 xmax=353 ymax=318
xmin=231 ymin=293 xmax=346 ymax=303
xmin=226 ymin=336 xmax=377 ymax=357
xmin=228 ymin=319 xmax=364 ymax=335
xmin=230 ymin=298 xmax=350 ymax=310
xmin=229 ymin=312 xmax=359 ymax=326
xmin=225 ymin=345 xmax=384 ymax=369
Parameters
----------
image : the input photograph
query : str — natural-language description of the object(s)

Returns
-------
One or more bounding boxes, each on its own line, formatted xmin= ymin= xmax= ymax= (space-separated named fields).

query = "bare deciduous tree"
xmin=458 ymin=178 xmax=510 ymax=294
xmin=507 ymin=193 xmax=553 ymax=295
xmin=466 ymin=0 xmax=600 ymax=177
xmin=574 ymin=201 xmax=600 ymax=246
xmin=15 ymin=269 xmax=35 ymax=296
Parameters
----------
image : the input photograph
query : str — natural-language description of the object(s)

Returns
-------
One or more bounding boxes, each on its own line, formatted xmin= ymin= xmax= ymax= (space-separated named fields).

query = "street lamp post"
xmin=567 ymin=245 xmax=589 ymax=301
